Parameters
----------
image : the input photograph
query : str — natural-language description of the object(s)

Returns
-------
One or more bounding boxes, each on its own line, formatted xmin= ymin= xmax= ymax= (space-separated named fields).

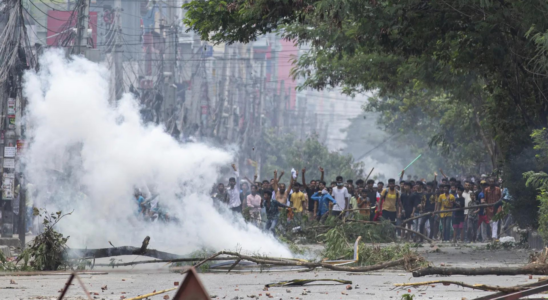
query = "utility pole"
xmin=75 ymin=0 xmax=90 ymax=56
xmin=112 ymin=0 xmax=123 ymax=101
xmin=214 ymin=44 xmax=229 ymax=137
xmin=163 ymin=0 xmax=177 ymax=124
xmin=256 ymin=59 xmax=265 ymax=179
xmin=277 ymin=80 xmax=285 ymax=133
xmin=226 ymin=55 xmax=236 ymax=142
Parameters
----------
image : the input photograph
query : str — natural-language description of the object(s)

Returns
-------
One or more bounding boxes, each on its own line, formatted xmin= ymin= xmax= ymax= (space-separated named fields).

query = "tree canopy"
xmin=184 ymin=0 xmax=548 ymax=226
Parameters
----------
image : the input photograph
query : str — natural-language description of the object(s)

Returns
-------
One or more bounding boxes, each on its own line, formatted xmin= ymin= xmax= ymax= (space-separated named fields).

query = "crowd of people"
xmin=210 ymin=165 xmax=514 ymax=243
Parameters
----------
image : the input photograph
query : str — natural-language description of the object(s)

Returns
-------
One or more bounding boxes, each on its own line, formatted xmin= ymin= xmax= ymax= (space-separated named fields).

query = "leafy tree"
xmin=184 ymin=0 xmax=548 ymax=225
xmin=523 ymin=128 xmax=548 ymax=231
xmin=258 ymin=129 xmax=364 ymax=182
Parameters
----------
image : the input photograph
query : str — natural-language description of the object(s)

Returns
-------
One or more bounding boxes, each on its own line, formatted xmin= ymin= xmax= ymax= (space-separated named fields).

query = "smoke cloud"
xmin=22 ymin=49 xmax=291 ymax=256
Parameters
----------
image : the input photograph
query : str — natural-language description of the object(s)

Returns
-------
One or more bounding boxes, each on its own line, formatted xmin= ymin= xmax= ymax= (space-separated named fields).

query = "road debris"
xmin=266 ymin=279 xmax=352 ymax=287
xmin=395 ymin=280 xmax=532 ymax=293
xmin=124 ymin=287 xmax=177 ymax=300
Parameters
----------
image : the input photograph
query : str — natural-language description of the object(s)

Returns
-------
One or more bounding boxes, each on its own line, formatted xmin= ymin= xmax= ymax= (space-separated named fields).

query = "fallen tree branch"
xmin=395 ymin=226 xmax=434 ymax=243
xmin=68 ymin=246 xmax=183 ymax=260
xmin=68 ymin=237 xmax=182 ymax=260
xmin=266 ymin=279 xmax=352 ymax=287
xmin=413 ymin=264 xmax=548 ymax=277
xmin=134 ymin=236 xmax=150 ymax=255
xmin=227 ymin=259 xmax=242 ymax=273
xmin=402 ymin=203 xmax=496 ymax=225
xmin=395 ymin=280 xmax=529 ymax=293
xmin=93 ymin=257 xmax=241 ymax=267
xmin=346 ymin=220 xmax=434 ymax=243
xmin=194 ymin=251 xmax=426 ymax=273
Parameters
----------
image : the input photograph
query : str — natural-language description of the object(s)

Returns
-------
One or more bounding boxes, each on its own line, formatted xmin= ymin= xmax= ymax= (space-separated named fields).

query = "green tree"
xmin=184 ymin=0 xmax=548 ymax=226
xmin=258 ymin=129 xmax=364 ymax=182
xmin=524 ymin=128 xmax=548 ymax=239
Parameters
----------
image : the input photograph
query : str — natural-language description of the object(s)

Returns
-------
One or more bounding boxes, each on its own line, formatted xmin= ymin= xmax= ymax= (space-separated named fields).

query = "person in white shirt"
xmin=331 ymin=175 xmax=350 ymax=217
xmin=462 ymin=180 xmax=473 ymax=242
xmin=226 ymin=164 xmax=242 ymax=213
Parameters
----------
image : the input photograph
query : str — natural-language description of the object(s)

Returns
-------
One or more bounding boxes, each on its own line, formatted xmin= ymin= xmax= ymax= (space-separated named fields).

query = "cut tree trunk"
xmin=67 ymin=246 xmax=184 ymax=260
xmin=413 ymin=264 xmax=548 ymax=277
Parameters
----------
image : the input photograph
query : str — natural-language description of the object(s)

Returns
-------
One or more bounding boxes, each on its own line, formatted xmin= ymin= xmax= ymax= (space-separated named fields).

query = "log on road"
xmin=67 ymin=246 xmax=184 ymax=260
xmin=67 ymin=236 xmax=183 ymax=260
xmin=413 ymin=264 xmax=548 ymax=277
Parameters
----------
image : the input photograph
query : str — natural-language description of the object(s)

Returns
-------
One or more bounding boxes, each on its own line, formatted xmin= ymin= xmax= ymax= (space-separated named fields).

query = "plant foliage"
xmin=19 ymin=210 xmax=72 ymax=271
xmin=184 ymin=0 xmax=548 ymax=227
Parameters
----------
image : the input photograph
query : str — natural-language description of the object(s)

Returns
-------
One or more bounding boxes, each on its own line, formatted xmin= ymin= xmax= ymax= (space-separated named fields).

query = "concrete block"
xmin=0 ymin=238 xmax=20 ymax=248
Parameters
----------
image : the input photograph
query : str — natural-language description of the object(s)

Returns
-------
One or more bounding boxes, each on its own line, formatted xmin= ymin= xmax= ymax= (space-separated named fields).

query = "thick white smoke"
xmin=21 ymin=49 xmax=291 ymax=256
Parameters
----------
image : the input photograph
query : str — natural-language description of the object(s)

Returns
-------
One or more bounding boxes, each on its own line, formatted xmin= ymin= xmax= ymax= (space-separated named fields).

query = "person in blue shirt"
xmin=134 ymin=189 xmax=145 ymax=217
xmin=311 ymin=181 xmax=337 ymax=223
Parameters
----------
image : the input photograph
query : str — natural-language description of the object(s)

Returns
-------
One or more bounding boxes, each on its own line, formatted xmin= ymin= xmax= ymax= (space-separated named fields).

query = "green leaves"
xmin=259 ymin=129 xmax=364 ymax=181
xmin=17 ymin=209 xmax=72 ymax=271
xmin=183 ymin=0 xmax=548 ymax=226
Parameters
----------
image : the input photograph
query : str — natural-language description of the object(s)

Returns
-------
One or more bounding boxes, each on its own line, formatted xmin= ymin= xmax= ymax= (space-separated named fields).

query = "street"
xmin=0 ymin=244 xmax=535 ymax=300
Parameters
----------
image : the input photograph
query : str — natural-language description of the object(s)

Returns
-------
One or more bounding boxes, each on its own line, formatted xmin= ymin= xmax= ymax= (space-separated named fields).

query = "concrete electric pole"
xmin=113 ymin=0 xmax=123 ymax=101
xmin=75 ymin=0 xmax=90 ymax=56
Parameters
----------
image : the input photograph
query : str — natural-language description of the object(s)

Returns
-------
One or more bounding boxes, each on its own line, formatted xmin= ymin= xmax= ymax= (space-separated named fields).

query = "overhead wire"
xmin=27 ymin=1 xmax=66 ymax=21
xmin=22 ymin=6 xmax=61 ymax=33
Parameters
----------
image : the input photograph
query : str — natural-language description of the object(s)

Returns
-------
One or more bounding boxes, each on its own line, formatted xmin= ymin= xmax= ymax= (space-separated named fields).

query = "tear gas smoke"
xmin=22 ymin=50 xmax=291 ymax=256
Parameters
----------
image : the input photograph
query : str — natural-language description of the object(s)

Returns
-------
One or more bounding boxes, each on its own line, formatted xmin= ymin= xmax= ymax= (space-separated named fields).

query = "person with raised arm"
xmin=273 ymin=170 xmax=293 ymax=205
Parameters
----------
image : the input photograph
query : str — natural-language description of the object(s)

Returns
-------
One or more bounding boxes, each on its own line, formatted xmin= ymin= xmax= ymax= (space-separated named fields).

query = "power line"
xmin=36 ymin=0 xmax=64 ymax=11
xmin=28 ymin=0 xmax=68 ymax=21
xmin=23 ymin=6 xmax=61 ymax=33
xmin=355 ymin=133 xmax=402 ymax=161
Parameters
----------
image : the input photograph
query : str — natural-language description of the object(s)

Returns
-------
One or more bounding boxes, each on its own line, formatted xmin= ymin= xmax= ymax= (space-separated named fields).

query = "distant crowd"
xmin=210 ymin=165 xmax=514 ymax=243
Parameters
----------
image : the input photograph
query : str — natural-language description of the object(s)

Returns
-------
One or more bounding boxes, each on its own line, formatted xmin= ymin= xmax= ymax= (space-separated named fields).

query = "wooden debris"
xmin=124 ymin=287 xmax=177 ymax=300
xmin=266 ymin=279 xmax=352 ymax=287
xmin=413 ymin=265 xmax=548 ymax=277
xmin=395 ymin=280 xmax=530 ymax=293
xmin=193 ymin=251 xmax=425 ymax=274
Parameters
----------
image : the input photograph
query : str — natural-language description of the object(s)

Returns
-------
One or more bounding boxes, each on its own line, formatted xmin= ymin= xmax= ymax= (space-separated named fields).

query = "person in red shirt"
xmin=483 ymin=178 xmax=502 ymax=239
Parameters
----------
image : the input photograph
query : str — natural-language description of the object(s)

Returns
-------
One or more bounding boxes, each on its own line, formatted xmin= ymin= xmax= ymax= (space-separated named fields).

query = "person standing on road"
xmin=466 ymin=192 xmax=479 ymax=243
xmin=301 ymin=167 xmax=324 ymax=219
xmin=240 ymin=182 xmax=250 ymax=210
xmin=438 ymin=184 xmax=455 ymax=242
xmin=412 ymin=182 xmax=426 ymax=239
xmin=273 ymin=170 xmax=293 ymax=206
xmin=227 ymin=164 xmax=242 ymax=213
xmin=400 ymin=181 xmax=415 ymax=241
xmin=311 ymin=181 xmax=337 ymax=223
xmin=289 ymin=183 xmax=307 ymax=226
xmin=419 ymin=181 xmax=437 ymax=241
xmin=263 ymin=190 xmax=288 ymax=235
xmin=484 ymin=178 xmax=502 ymax=240
xmin=380 ymin=179 xmax=401 ymax=223
xmin=364 ymin=179 xmax=379 ymax=221
xmin=453 ymin=186 xmax=466 ymax=243
xmin=462 ymin=181 xmax=473 ymax=242
xmin=331 ymin=176 xmax=350 ymax=217
xmin=212 ymin=183 xmax=228 ymax=207
xmin=246 ymin=184 xmax=262 ymax=226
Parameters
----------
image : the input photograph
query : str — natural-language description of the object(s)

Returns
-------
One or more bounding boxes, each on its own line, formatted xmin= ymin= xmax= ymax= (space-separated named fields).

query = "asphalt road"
xmin=0 ymin=244 xmax=537 ymax=300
